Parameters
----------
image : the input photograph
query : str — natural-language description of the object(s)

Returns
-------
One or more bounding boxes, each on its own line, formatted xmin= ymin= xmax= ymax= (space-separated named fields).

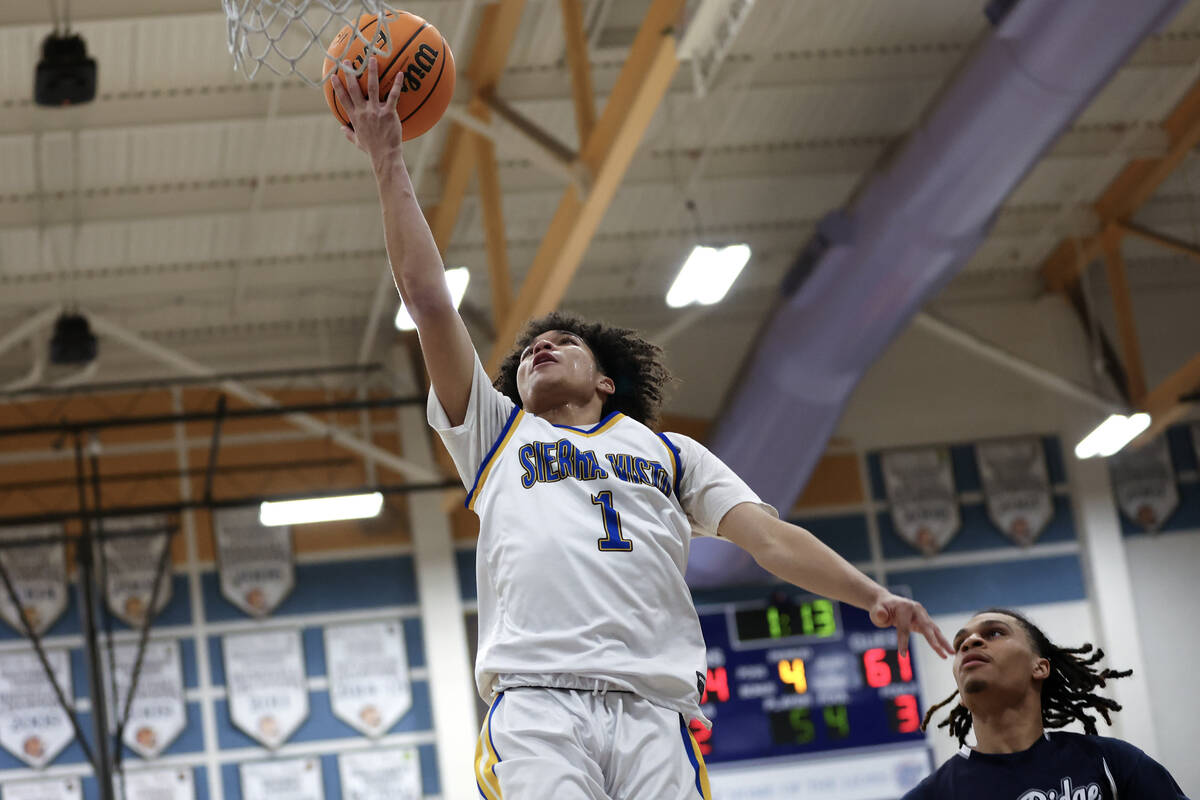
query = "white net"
xmin=223 ymin=0 xmax=398 ymax=86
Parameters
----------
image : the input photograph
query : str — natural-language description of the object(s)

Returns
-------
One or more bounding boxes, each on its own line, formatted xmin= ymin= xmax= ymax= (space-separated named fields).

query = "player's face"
xmin=515 ymin=330 xmax=612 ymax=408
xmin=951 ymin=613 xmax=1049 ymax=703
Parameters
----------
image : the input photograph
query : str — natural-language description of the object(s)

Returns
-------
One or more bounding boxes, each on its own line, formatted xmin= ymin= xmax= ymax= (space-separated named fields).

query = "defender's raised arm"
xmin=331 ymin=56 xmax=475 ymax=425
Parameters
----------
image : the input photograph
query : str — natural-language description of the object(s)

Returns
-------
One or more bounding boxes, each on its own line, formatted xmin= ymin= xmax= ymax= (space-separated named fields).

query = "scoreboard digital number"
xmin=690 ymin=593 xmax=924 ymax=763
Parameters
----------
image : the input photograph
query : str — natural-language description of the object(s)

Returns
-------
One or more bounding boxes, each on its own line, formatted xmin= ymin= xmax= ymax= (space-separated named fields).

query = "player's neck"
xmin=969 ymin=693 xmax=1044 ymax=754
xmin=529 ymin=396 xmax=607 ymax=428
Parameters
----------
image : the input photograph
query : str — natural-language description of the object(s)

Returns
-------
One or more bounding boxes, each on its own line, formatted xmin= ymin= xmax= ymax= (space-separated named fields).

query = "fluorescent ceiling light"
xmin=665 ymin=244 xmax=751 ymax=308
xmin=259 ymin=492 xmax=384 ymax=526
xmin=395 ymin=267 xmax=470 ymax=331
xmin=1074 ymin=413 xmax=1151 ymax=459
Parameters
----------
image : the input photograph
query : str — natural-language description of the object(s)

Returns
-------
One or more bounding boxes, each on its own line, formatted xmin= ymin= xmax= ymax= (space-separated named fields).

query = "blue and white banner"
xmin=1 ymin=777 xmax=81 ymax=800
xmin=975 ymin=438 xmax=1052 ymax=547
xmin=224 ymin=629 xmax=308 ymax=749
xmin=337 ymin=747 xmax=421 ymax=800
xmin=325 ymin=620 xmax=411 ymax=738
xmin=881 ymin=448 xmax=960 ymax=555
xmin=101 ymin=515 xmax=172 ymax=627
xmin=120 ymin=767 xmax=194 ymax=800
xmin=105 ymin=641 xmax=187 ymax=759
xmin=215 ymin=508 xmax=294 ymax=618
xmin=0 ymin=649 xmax=74 ymax=768
xmin=240 ymin=757 xmax=323 ymax=800
xmin=0 ymin=525 xmax=68 ymax=636
xmin=1109 ymin=437 xmax=1178 ymax=532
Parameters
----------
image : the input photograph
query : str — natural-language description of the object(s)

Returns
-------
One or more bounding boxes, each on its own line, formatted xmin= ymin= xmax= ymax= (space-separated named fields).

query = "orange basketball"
xmin=322 ymin=11 xmax=455 ymax=141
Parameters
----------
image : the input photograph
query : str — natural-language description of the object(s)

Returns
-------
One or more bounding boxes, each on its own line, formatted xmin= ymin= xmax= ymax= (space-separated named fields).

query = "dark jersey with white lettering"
xmin=903 ymin=732 xmax=1189 ymax=800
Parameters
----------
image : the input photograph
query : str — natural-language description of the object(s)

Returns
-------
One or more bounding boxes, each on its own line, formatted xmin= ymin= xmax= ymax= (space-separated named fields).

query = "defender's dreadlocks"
xmin=494 ymin=311 xmax=672 ymax=429
xmin=922 ymin=608 xmax=1132 ymax=744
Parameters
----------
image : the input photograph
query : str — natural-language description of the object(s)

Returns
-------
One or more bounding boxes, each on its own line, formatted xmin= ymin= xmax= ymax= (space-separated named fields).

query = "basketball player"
xmin=332 ymin=58 xmax=954 ymax=800
xmin=905 ymin=608 xmax=1189 ymax=798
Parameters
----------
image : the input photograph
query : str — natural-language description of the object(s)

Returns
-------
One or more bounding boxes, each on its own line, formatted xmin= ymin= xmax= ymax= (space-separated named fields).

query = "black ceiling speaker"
xmin=35 ymin=31 xmax=97 ymax=106
xmin=50 ymin=313 xmax=98 ymax=365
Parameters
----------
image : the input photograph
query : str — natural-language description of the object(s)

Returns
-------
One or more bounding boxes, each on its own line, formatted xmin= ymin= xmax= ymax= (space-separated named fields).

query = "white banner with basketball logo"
xmin=224 ymin=629 xmax=308 ymax=749
xmin=104 ymin=641 xmax=187 ymax=759
xmin=881 ymin=448 xmax=960 ymax=555
xmin=975 ymin=438 xmax=1053 ymax=547
xmin=1 ymin=777 xmax=82 ymax=800
xmin=120 ymin=768 xmax=195 ymax=800
xmin=338 ymin=747 xmax=421 ymax=800
xmin=215 ymin=508 xmax=294 ymax=618
xmin=1109 ymin=437 xmax=1178 ymax=532
xmin=0 ymin=649 xmax=74 ymax=768
xmin=325 ymin=620 xmax=411 ymax=738
xmin=240 ymin=757 xmax=324 ymax=800
xmin=101 ymin=515 xmax=173 ymax=627
xmin=0 ymin=525 xmax=68 ymax=637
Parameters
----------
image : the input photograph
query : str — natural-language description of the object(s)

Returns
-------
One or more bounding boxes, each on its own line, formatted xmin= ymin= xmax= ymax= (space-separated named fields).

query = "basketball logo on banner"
xmin=1 ymin=777 xmax=81 ymax=800
xmin=121 ymin=767 xmax=195 ymax=800
xmin=0 ymin=650 xmax=74 ymax=768
xmin=101 ymin=515 xmax=172 ymax=627
xmin=975 ymin=438 xmax=1053 ymax=547
xmin=1109 ymin=437 xmax=1179 ymax=532
xmin=325 ymin=620 xmax=412 ymax=738
xmin=0 ymin=525 xmax=68 ymax=636
xmin=104 ymin=641 xmax=187 ymax=759
xmin=881 ymin=448 xmax=961 ymax=556
xmin=338 ymin=747 xmax=422 ymax=800
xmin=224 ymin=629 xmax=308 ymax=749
xmin=240 ymin=758 xmax=324 ymax=800
xmin=215 ymin=507 xmax=294 ymax=618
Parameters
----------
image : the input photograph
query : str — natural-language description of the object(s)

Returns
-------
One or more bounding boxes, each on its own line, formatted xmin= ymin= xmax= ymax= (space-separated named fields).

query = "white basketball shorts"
xmin=474 ymin=687 xmax=712 ymax=800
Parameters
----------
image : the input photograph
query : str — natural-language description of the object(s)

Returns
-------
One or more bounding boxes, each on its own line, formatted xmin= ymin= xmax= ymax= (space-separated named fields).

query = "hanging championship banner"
xmin=224 ymin=629 xmax=308 ymax=749
xmin=0 ymin=525 xmax=68 ymax=636
xmin=240 ymin=757 xmax=324 ymax=800
xmin=1109 ymin=437 xmax=1178 ymax=532
xmin=101 ymin=515 xmax=173 ymax=627
xmin=104 ymin=641 xmax=187 ymax=759
xmin=881 ymin=448 xmax=960 ymax=555
xmin=215 ymin=507 xmax=294 ymax=618
xmin=325 ymin=620 xmax=412 ymax=737
xmin=0 ymin=649 xmax=74 ymax=768
xmin=120 ymin=767 xmax=195 ymax=800
xmin=338 ymin=747 xmax=422 ymax=800
xmin=1 ymin=777 xmax=82 ymax=800
xmin=975 ymin=438 xmax=1053 ymax=547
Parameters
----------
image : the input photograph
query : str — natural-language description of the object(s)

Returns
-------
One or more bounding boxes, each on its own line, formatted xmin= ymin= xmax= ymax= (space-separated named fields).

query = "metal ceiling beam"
xmin=1116 ymin=219 xmax=1200 ymax=264
xmin=87 ymin=315 xmax=441 ymax=482
xmin=1135 ymin=352 xmax=1200 ymax=443
xmin=0 ymin=306 xmax=60 ymax=360
xmin=1042 ymin=76 xmax=1200 ymax=292
xmin=484 ymin=0 xmax=688 ymax=371
xmin=1099 ymin=225 xmax=1148 ymax=404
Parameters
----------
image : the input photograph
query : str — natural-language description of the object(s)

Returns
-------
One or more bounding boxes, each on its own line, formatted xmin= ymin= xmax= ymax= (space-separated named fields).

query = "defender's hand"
xmin=869 ymin=593 xmax=954 ymax=659
xmin=329 ymin=56 xmax=405 ymax=166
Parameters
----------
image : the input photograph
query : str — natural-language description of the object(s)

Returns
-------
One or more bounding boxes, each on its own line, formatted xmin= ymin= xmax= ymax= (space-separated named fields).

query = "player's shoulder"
xmin=900 ymin=749 xmax=969 ymax=799
xmin=1047 ymin=730 xmax=1153 ymax=763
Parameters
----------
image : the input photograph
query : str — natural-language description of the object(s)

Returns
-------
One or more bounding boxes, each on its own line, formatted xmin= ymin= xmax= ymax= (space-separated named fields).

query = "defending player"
xmin=905 ymin=608 xmax=1189 ymax=799
xmin=332 ymin=58 xmax=954 ymax=800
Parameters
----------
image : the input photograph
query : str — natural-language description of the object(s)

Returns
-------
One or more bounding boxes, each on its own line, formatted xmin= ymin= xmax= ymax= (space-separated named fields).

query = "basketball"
xmin=322 ymin=10 xmax=455 ymax=141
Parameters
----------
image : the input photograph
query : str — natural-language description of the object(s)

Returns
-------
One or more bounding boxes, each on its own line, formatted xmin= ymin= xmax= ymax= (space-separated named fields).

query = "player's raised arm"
xmin=717 ymin=502 xmax=955 ymax=659
xmin=331 ymin=56 xmax=475 ymax=425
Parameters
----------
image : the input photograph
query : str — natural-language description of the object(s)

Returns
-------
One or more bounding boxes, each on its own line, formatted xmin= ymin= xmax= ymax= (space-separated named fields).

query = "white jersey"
xmin=429 ymin=355 xmax=774 ymax=721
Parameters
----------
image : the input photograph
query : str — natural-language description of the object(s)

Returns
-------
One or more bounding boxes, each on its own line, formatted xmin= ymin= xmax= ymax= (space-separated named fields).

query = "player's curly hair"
xmin=493 ymin=311 xmax=672 ymax=428
xmin=922 ymin=608 xmax=1132 ymax=744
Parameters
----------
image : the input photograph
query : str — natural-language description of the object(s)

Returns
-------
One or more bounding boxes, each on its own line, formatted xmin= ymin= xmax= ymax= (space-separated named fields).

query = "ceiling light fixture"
xmin=259 ymin=492 xmax=384 ymax=526
xmin=395 ymin=267 xmax=470 ymax=331
xmin=665 ymin=244 xmax=751 ymax=308
xmin=1074 ymin=413 xmax=1151 ymax=459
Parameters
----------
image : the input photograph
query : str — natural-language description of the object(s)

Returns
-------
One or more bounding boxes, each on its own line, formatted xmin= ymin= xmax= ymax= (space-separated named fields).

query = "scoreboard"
xmin=690 ymin=591 xmax=926 ymax=763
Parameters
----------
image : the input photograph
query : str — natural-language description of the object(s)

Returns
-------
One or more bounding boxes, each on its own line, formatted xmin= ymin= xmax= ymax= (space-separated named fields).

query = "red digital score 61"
xmin=861 ymin=647 xmax=913 ymax=687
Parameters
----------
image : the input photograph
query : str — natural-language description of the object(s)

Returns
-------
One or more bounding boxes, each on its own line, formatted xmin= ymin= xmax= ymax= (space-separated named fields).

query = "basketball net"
xmin=223 ymin=0 xmax=397 ymax=86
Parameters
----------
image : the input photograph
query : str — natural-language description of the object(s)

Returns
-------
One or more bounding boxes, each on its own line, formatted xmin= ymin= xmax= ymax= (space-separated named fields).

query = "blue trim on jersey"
xmin=466 ymin=407 xmax=522 ymax=509
xmin=550 ymin=410 xmax=621 ymax=434
xmin=658 ymin=432 xmax=683 ymax=499
xmin=487 ymin=692 xmax=504 ymax=772
xmin=679 ymin=715 xmax=703 ymax=797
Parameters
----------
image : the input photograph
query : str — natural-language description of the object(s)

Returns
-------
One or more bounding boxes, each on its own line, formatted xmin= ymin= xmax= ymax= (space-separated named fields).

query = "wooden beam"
xmin=486 ymin=0 xmax=687 ymax=370
xmin=1100 ymin=226 xmax=1147 ymax=405
xmin=1041 ymin=77 xmax=1200 ymax=291
xmin=560 ymin=0 xmax=597 ymax=144
xmin=473 ymin=132 xmax=513 ymax=323
xmin=1135 ymin=351 xmax=1200 ymax=443
xmin=1117 ymin=220 xmax=1200 ymax=265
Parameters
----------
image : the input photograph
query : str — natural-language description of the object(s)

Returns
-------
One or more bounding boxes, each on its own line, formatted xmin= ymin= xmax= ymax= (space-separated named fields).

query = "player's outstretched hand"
xmin=869 ymin=593 xmax=954 ymax=659
xmin=329 ymin=56 xmax=405 ymax=166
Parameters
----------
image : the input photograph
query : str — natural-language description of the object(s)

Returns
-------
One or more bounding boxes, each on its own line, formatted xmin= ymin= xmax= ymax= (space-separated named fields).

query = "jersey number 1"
xmin=591 ymin=491 xmax=632 ymax=552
